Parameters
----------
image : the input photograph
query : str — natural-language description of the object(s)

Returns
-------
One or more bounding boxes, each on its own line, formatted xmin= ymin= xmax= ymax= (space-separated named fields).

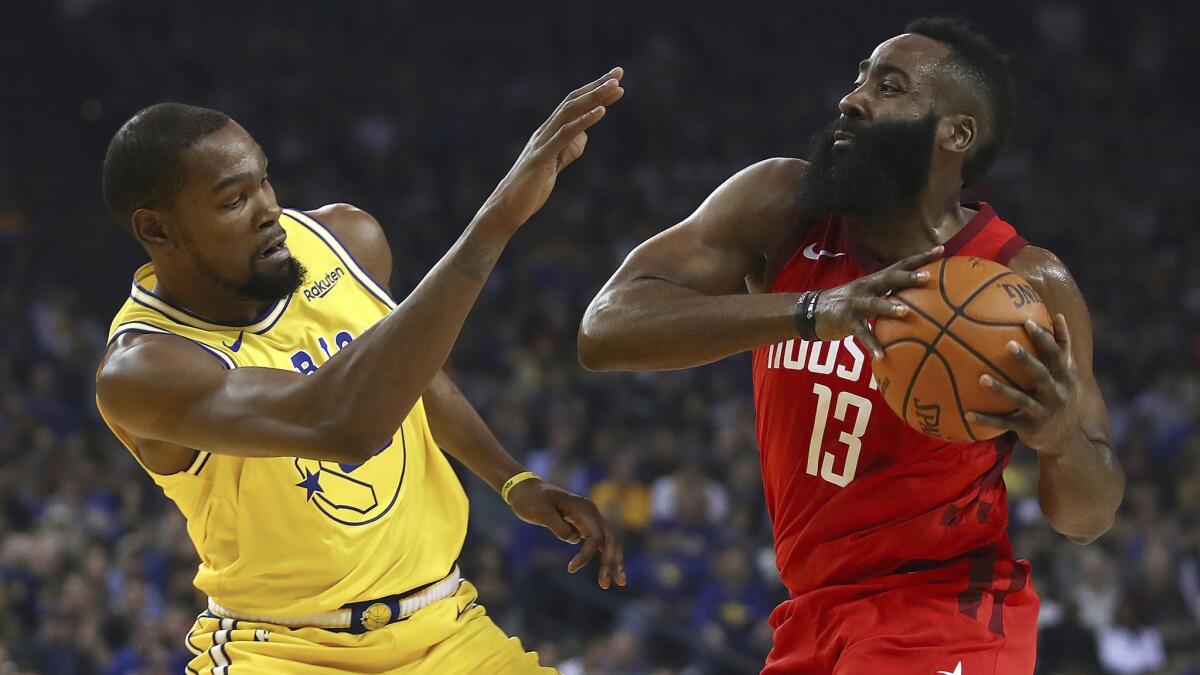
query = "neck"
xmin=846 ymin=187 xmax=973 ymax=265
xmin=151 ymin=261 xmax=276 ymax=326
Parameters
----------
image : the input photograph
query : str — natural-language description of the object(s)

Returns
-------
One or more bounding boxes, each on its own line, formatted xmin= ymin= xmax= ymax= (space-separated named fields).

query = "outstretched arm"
xmin=98 ymin=68 xmax=626 ymax=465
xmin=968 ymin=247 xmax=1124 ymax=544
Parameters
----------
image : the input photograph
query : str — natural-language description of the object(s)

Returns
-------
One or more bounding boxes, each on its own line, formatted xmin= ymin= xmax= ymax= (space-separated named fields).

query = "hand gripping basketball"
xmin=967 ymin=314 xmax=1082 ymax=453
xmin=813 ymin=246 xmax=944 ymax=358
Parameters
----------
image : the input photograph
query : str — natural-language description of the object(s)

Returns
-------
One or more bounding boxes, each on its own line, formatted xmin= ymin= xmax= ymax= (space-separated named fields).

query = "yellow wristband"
xmin=501 ymin=471 xmax=539 ymax=504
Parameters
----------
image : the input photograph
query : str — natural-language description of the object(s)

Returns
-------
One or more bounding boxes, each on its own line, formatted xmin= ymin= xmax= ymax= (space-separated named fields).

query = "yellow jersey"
xmin=98 ymin=208 xmax=469 ymax=617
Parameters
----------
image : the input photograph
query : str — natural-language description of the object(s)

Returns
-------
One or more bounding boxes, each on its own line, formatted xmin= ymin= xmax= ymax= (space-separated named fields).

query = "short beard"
xmin=798 ymin=113 xmax=939 ymax=221
xmin=236 ymin=256 xmax=307 ymax=303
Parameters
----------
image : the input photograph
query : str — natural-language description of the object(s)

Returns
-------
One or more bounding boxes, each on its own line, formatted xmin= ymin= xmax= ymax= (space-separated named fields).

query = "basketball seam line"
xmin=944 ymin=268 xmax=1026 ymax=392
xmin=938 ymin=264 xmax=1023 ymax=440
xmin=924 ymin=347 xmax=975 ymax=444
xmin=897 ymin=260 xmax=950 ymax=429
xmin=937 ymin=265 xmax=1016 ymax=313
xmin=892 ymin=297 xmax=1021 ymax=392
xmin=901 ymin=260 xmax=998 ymax=440
xmin=931 ymin=260 xmax=1017 ymax=439
xmin=891 ymin=261 xmax=1024 ymax=441
xmin=953 ymin=314 xmax=1035 ymax=328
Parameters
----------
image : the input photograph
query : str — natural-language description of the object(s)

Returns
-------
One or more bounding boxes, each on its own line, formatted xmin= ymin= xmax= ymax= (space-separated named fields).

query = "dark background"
xmin=1 ymin=1 xmax=1197 ymax=673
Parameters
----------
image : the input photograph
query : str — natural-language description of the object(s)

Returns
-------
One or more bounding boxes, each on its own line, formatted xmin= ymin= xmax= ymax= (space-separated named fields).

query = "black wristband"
xmin=794 ymin=290 xmax=821 ymax=340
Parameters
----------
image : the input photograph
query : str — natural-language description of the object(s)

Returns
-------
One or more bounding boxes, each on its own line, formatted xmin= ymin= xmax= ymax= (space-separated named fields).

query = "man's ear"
xmin=937 ymin=113 xmax=976 ymax=156
xmin=130 ymin=208 xmax=173 ymax=249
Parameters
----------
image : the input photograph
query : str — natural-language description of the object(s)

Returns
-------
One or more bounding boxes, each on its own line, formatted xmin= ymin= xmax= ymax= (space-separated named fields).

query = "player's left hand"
xmin=506 ymin=479 xmax=626 ymax=589
xmin=966 ymin=314 xmax=1082 ymax=453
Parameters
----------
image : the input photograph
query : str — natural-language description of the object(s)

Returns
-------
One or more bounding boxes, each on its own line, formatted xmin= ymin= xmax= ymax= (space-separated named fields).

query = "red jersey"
xmin=752 ymin=203 xmax=1032 ymax=604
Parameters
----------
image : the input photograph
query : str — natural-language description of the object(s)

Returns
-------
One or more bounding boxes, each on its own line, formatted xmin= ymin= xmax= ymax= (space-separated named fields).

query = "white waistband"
xmin=207 ymin=566 xmax=462 ymax=629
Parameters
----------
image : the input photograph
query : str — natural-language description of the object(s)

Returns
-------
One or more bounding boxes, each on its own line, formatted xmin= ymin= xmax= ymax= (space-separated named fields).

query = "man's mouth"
xmin=833 ymin=130 xmax=856 ymax=145
xmin=259 ymin=234 xmax=289 ymax=260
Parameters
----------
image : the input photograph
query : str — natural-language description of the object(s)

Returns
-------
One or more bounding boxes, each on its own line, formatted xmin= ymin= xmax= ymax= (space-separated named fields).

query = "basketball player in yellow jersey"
xmin=94 ymin=68 xmax=626 ymax=674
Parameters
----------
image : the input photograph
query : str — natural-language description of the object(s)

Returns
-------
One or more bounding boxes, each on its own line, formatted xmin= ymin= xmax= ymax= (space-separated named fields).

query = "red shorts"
xmin=764 ymin=560 xmax=1038 ymax=674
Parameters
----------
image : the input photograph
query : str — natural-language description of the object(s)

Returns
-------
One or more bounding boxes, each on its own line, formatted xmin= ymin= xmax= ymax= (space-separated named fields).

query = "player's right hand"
xmin=476 ymin=67 xmax=625 ymax=235
xmin=813 ymin=245 xmax=944 ymax=358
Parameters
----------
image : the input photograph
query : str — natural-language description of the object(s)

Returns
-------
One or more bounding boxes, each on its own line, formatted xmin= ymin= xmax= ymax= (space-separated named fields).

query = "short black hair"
xmin=905 ymin=17 xmax=1014 ymax=186
xmin=101 ymin=102 xmax=231 ymax=232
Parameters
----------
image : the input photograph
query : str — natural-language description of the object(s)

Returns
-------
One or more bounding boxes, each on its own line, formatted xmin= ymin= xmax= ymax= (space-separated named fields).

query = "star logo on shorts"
xmin=295 ymin=468 xmax=324 ymax=501
xmin=937 ymin=662 xmax=963 ymax=675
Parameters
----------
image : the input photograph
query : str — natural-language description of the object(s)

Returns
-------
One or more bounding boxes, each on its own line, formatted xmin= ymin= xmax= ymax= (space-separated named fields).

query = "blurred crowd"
xmin=1 ymin=1 xmax=1198 ymax=673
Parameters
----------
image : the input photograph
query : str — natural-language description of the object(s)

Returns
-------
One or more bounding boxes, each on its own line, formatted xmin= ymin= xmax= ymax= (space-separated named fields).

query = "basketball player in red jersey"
xmin=579 ymin=18 xmax=1123 ymax=674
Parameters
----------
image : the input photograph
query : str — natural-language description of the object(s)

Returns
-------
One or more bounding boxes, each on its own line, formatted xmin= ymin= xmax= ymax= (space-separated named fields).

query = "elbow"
xmin=579 ymin=282 xmax=663 ymax=372
xmin=577 ymin=317 xmax=628 ymax=372
xmin=311 ymin=426 xmax=378 ymax=465
xmin=314 ymin=413 xmax=404 ymax=465
xmin=577 ymin=328 xmax=607 ymax=372
xmin=1064 ymin=527 xmax=1106 ymax=547
xmin=1057 ymin=511 xmax=1118 ymax=546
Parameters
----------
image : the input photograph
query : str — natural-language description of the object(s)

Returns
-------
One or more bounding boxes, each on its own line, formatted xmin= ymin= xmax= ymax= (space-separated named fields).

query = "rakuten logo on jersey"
xmin=303 ymin=267 xmax=345 ymax=302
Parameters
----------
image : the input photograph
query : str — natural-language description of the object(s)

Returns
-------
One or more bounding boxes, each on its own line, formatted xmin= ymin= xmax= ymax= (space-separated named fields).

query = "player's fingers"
xmin=885 ymin=245 xmax=944 ymax=272
xmin=563 ymin=512 xmax=605 ymax=576
xmin=980 ymin=374 xmax=1046 ymax=417
xmin=1047 ymin=314 xmax=1076 ymax=379
xmin=865 ymin=268 xmax=931 ymax=295
xmin=1007 ymin=339 xmax=1057 ymax=395
xmin=558 ymin=78 xmax=623 ymax=123
xmin=545 ymin=106 xmax=607 ymax=157
xmin=565 ymin=66 xmax=624 ymax=102
xmin=568 ymin=507 xmax=620 ymax=589
xmin=556 ymin=132 xmax=588 ymax=171
xmin=1051 ymin=314 xmax=1071 ymax=352
xmin=536 ymin=507 xmax=581 ymax=544
xmin=854 ymin=321 xmax=885 ymax=360
xmin=540 ymin=80 xmax=623 ymax=143
xmin=534 ymin=68 xmax=623 ymax=137
xmin=856 ymin=297 xmax=909 ymax=319
xmin=967 ymin=411 xmax=1024 ymax=433
xmin=597 ymin=520 xmax=624 ymax=590
xmin=1023 ymin=319 xmax=1063 ymax=363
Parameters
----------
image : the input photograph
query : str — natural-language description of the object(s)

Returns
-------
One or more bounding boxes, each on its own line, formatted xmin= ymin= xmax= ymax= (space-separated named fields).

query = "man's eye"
xmin=880 ymin=82 xmax=901 ymax=93
xmin=223 ymin=195 xmax=244 ymax=209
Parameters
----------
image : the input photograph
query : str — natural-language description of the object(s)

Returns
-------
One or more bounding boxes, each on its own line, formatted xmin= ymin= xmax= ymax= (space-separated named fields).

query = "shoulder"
xmin=1006 ymin=245 xmax=1080 ymax=299
xmin=691 ymin=157 xmax=808 ymax=254
xmin=303 ymin=203 xmax=392 ymax=288
xmin=304 ymin=203 xmax=388 ymax=254
xmin=1007 ymin=245 xmax=1095 ymax=354
xmin=700 ymin=157 xmax=806 ymax=216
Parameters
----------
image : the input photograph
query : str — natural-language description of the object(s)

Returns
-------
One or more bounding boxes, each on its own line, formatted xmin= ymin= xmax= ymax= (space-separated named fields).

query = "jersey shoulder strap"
xmin=949 ymin=202 xmax=1028 ymax=265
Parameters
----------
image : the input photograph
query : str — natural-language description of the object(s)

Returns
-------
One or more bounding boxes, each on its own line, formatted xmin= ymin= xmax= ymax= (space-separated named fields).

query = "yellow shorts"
xmin=184 ymin=581 xmax=554 ymax=674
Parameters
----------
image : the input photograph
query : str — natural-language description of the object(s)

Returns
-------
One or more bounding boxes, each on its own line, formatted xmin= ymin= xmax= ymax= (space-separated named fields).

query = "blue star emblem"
xmin=295 ymin=468 xmax=324 ymax=501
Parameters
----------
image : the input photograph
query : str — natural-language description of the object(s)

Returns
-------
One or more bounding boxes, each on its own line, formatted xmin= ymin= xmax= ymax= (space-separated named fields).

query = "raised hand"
xmin=506 ymin=478 xmax=626 ymax=589
xmin=478 ymin=67 xmax=625 ymax=235
xmin=813 ymin=246 xmax=943 ymax=357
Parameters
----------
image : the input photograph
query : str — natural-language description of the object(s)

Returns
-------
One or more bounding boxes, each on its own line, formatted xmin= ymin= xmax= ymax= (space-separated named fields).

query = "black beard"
xmin=798 ymin=114 xmax=939 ymax=220
xmin=236 ymin=256 xmax=307 ymax=302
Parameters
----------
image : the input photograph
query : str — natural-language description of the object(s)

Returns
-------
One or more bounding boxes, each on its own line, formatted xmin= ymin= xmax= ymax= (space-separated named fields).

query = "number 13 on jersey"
xmin=807 ymin=384 xmax=872 ymax=487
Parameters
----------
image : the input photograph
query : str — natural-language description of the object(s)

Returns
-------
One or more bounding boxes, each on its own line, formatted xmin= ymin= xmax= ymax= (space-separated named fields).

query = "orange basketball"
xmin=872 ymin=256 xmax=1052 ymax=442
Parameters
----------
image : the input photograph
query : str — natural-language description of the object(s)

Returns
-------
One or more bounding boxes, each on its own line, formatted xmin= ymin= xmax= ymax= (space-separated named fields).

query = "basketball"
xmin=872 ymin=256 xmax=1053 ymax=443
